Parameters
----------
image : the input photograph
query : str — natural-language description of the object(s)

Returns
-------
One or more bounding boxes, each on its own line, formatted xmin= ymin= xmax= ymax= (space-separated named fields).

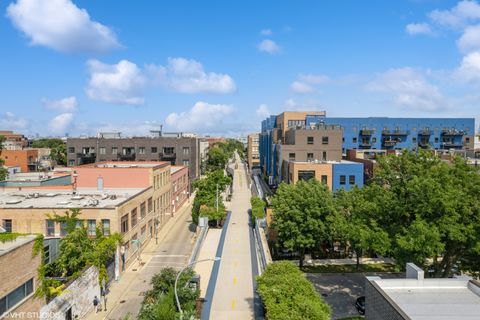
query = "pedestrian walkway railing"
xmin=254 ymin=218 xmax=272 ymax=274
xmin=188 ymin=218 xmax=209 ymax=264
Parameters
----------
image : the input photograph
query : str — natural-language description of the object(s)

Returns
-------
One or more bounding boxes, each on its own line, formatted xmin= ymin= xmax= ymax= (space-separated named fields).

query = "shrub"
xmin=257 ymin=261 xmax=331 ymax=320
xmin=250 ymin=196 xmax=266 ymax=220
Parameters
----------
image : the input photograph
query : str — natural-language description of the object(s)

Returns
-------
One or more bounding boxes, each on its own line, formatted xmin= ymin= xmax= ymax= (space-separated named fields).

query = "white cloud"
xmin=0 ymin=112 xmax=28 ymax=131
xmin=165 ymin=101 xmax=235 ymax=133
xmin=290 ymin=81 xmax=315 ymax=94
xmin=284 ymin=98 xmax=324 ymax=111
xmin=456 ymin=51 xmax=480 ymax=82
xmin=49 ymin=113 xmax=74 ymax=135
xmin=260 ymin=29 xmax=272 ymax=36
xmin=256 ymin=104 xmax=271 ymax=118
xmin=290 ymin=73 xmax=329 ymax=94
xmin=406 ymin=23 xmax=434 ymax=35
xmin=257 ymin=39 xmax=281 ymax=54
xmin=6 ymin=0 xmax=120 ymax=53
xmin=41 ymin=96 xmax=77 ymax=112
xmin=86 ymin=59 xmax=147 ymax=105
xmin=457 ymin=24 xmax=480 ymax=53
xmin=366 ymin=67 xmax=446 ymax=111
xmin=428 ymin=0 xmax=480 ymax=29
xmin=149 ymin=57 xmax=236 ymax=94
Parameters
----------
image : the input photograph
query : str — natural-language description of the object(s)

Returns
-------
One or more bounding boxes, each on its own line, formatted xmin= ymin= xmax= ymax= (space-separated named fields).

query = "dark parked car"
xmin=355 ymin=296 xmax=365 ymax=315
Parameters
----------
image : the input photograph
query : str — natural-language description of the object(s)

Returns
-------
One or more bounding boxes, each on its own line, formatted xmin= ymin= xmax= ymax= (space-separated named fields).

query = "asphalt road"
xmin=106 ymin=205 xmax=196 ymax=319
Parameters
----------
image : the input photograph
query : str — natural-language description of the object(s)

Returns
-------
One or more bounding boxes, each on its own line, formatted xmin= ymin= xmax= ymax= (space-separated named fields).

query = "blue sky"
xmin=0 ymin=0 xmax=479 ymax=137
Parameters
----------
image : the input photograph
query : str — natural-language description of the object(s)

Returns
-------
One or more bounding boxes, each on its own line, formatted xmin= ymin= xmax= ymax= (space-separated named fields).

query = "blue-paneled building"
xmin=332 ymin=161 xmax=364 ymax=191
xmin=260 ymin=112 xmax=475 ymax=187
xmin=324 ymin=117 xmax=475 ymax=153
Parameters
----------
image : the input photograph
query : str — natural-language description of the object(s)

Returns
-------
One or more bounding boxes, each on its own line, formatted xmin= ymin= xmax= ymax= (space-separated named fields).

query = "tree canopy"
xmin=0 ymin=135 xmax=7 ymax=180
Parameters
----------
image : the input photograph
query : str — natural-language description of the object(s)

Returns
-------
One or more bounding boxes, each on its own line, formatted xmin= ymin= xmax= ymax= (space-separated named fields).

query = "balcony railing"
xmin=359 ymin=141 xmax=372 ymax=147
xmin=441 ymin=142 xmax=463 ymax=148
xmin=418 ymin=129 xmax=433 ymax=136
xmin=442 ymin=129 xmax=465 ymax=136
xmin=382 ymin=129 xmax=409 ymax=136
xmin=418 ymin=140 xmax=430 ymax=148
xmin=359 ymin=129 xmax=374 ymax=136
xmin=117 ymin=153 xmax=136 ymax=161
xmin=382 ymin=139 xmax=398 ymax=147
xmin=159 ymin=152 xmax=176 ymax=159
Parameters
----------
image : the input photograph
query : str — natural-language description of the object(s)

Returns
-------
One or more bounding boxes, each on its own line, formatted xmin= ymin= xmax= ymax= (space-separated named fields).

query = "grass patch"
xmin=303 ymin=263 xmax=399 ymax=273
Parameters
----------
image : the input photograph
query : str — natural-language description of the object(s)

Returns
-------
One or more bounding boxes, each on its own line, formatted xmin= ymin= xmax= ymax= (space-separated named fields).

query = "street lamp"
xmin=174 ymin=257 xmax=221 ymax=317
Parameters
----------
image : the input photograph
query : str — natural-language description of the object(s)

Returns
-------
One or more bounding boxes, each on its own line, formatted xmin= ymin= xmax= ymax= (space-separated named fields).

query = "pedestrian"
xmin=120 ymin=245 xmax=126 ymax=271
xmin=93 ymin=295 xmax=100 ymax=313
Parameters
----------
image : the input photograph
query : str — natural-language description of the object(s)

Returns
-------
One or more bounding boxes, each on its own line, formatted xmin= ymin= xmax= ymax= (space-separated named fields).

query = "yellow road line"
xmin=232 ymin=299 xmax=236 ymax=310
xmin=233 ymin=276 xmax=237 ymax=285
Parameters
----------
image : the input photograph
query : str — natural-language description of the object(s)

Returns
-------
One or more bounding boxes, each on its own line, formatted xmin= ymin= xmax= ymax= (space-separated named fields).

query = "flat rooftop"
xmin=0 ymin=188 xmax=146 ymax=209
xmin=370 ymin=277 xmax=480 ymax=320
xmin=0 ymin=235 xmax=36 ymax=257
xmin=290 ymin=160 xmax=361 ymax=165
xmin=170 ymin=166 xmax=186 ymax=174
xmin=77 ymin=161 xmax=168 ymax=169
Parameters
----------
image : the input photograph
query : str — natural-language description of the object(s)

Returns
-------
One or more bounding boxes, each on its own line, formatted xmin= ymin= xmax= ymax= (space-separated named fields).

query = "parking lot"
xmin=306 ymin=272 xmax=404 ymax=319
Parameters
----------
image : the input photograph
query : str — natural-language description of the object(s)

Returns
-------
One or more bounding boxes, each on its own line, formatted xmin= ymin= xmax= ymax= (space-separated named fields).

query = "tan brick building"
xmin=0 ymin=162 xmax=172 ymax=267
xmin=247 ymin=133 xmax=260 ymax=168
xmin=0 ymin=235 xmax=43 ymax=318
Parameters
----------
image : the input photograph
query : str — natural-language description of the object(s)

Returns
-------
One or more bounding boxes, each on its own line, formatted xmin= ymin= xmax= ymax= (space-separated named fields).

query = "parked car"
xmin=355 ymin=296 xmax=365 ymax=315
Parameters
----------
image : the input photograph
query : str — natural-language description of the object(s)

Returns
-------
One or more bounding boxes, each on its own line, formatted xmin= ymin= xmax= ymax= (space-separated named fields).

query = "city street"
xmin=85 ymin=200 xmax=196 ymax=320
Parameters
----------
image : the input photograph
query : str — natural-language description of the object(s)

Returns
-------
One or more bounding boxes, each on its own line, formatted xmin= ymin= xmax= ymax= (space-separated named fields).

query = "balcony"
xmin=382 ymin=139 xmax=398 ymax=147
xmin=382 ymin=129 xmax=409 ymax=136
xmin=442 ymin=129 xmax=465 ymax=136
xmin=359 ymin=141 xmax=372 ymax=148
xmin=441 ymin=141 xmax=463 ymax=149
xmin=418 ymin=140 xmax=430 ymax=148
xmin=159 ymin=153 xmax=176 ymax=163
xmin=77 ymin=153 xmax=96 ymax=164
xmin=117 ymin=153 xmax=136 ymax=161
xmin=359 ymin=129 xmax=374 ymax=136
xmin=418 ymin=129 xmax=433 ymax=136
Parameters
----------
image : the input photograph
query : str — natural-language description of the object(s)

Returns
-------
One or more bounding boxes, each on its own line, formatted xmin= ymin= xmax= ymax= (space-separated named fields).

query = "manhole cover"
xmin=132 ymin=269 xmax=137 ymax=272
xmin=232 ymin=222 xmax=236 ymax=225
xmin=162 ymin=250 xmax=167 ymax=252
xmin=120 ymin=300 xmax=126 ymax=304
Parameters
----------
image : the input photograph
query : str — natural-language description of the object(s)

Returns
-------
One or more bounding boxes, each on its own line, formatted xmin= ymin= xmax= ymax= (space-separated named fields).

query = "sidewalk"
xmin=302 ymin=257 xmax=395 ymax=266
xmin=85 ymin=198 xmax=196 ymax=320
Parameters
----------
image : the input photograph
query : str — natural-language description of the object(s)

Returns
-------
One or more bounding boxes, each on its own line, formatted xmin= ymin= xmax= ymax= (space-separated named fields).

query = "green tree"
xmin=271 ymin=180 xmax=334 ymax=269
xmin=257 ymin=261 xmax=330 ymax=320
xmin=32 ymin=138 xmax=67 ymax=166
xmin=250 ymin=196 xmax=266 ymax=220
xmin=333 ymin=187 xmax=390 ymax=268
xmin=0 ymin=135 xmax=7 ymax=180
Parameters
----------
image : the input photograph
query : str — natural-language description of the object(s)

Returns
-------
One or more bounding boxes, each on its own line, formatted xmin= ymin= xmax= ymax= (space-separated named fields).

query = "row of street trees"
xmin=192 ymin=140 xmax=244 ymax=225
xmin=271 ymin=151 xmax=480 ymax=276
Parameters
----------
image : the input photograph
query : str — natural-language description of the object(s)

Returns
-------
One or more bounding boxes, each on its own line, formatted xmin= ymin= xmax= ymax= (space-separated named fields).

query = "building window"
xmin=434 ymin=137 xmax=439 ymax=143
xmin=139 ymin=147 xmax=146 ymax=154
xmin=322 ymin=136 xmax=329 ymax=145
xmin=307 ymin=153 xmax=314 ymax=161
xmin=68 ymin=159 xmax=75 ymax=166
xmin=141 ymin=225 xmax=146 ymax=235
xmin=298 ymin=171 xmax=315 ymax=181
xmin=352 ymin=137 xmax=357 ymax=143
xmin=164 ymin=147 xmax=174 ymax=154
xmin=121 ymin=214 xmax=129 ymax=233
xmin=288 ymin=153 xmax=296 ymax=161
xmin=112 ymin=147 xmax=118 ymax=155
xmin=372 ymin=137 xmax=377 ymax=143
xmin=321 ymin=175 xmax=328 ymax=184
xmin=2 ymin=219 xmax=12 ymax=233
xmin=466 ymin=137 xmax=470 ymax=143
xmin=1 ymin=278 xmax=34 ymax=314
xmin=46 ymin=220 xmax=55 ymax=236
xmin=342 ymin=137 xmax=345 ymax=143
xmin=68 ymin=147 xmax=75 ymax=153
xmin=102 ymin=219 xmax=110 ymax=236
xmin=412 ymin=137 xmax=417 ymax=143
xmin=87 ymin=220 xmax=96 ymax=236
xmin=183 ymin=147 xmax=190 ymax=155
xmin=131 ymin=209 xmax=138 ymax=227
xmin=151 ymin=147 xmax=158 ymax=153
xmin=99 ymin=147 xmax=106 ymax=155
xmin=322 ymin=151 xmax=327 ymax=161
xmin=183 ymin=160 xmax=189 ymax=167
xmin=340 ymin=175 xmax=346 ymax=185
xmin=140 ymin=202 xmax=146 ymax=219
xmin=349 ymin=175 xmax=356 ymax=185
xmin=307 ymin=136 xmax=314 ymax=145
xmin=148 ymin=197 xmax=153 ymax=212
xmin=60 ymin=222 xmax=67 ymax=236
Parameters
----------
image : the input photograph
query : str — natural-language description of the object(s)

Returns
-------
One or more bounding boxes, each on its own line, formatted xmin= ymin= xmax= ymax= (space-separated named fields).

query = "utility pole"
xmin=215 ymin=183 xmax=219 ymax=212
